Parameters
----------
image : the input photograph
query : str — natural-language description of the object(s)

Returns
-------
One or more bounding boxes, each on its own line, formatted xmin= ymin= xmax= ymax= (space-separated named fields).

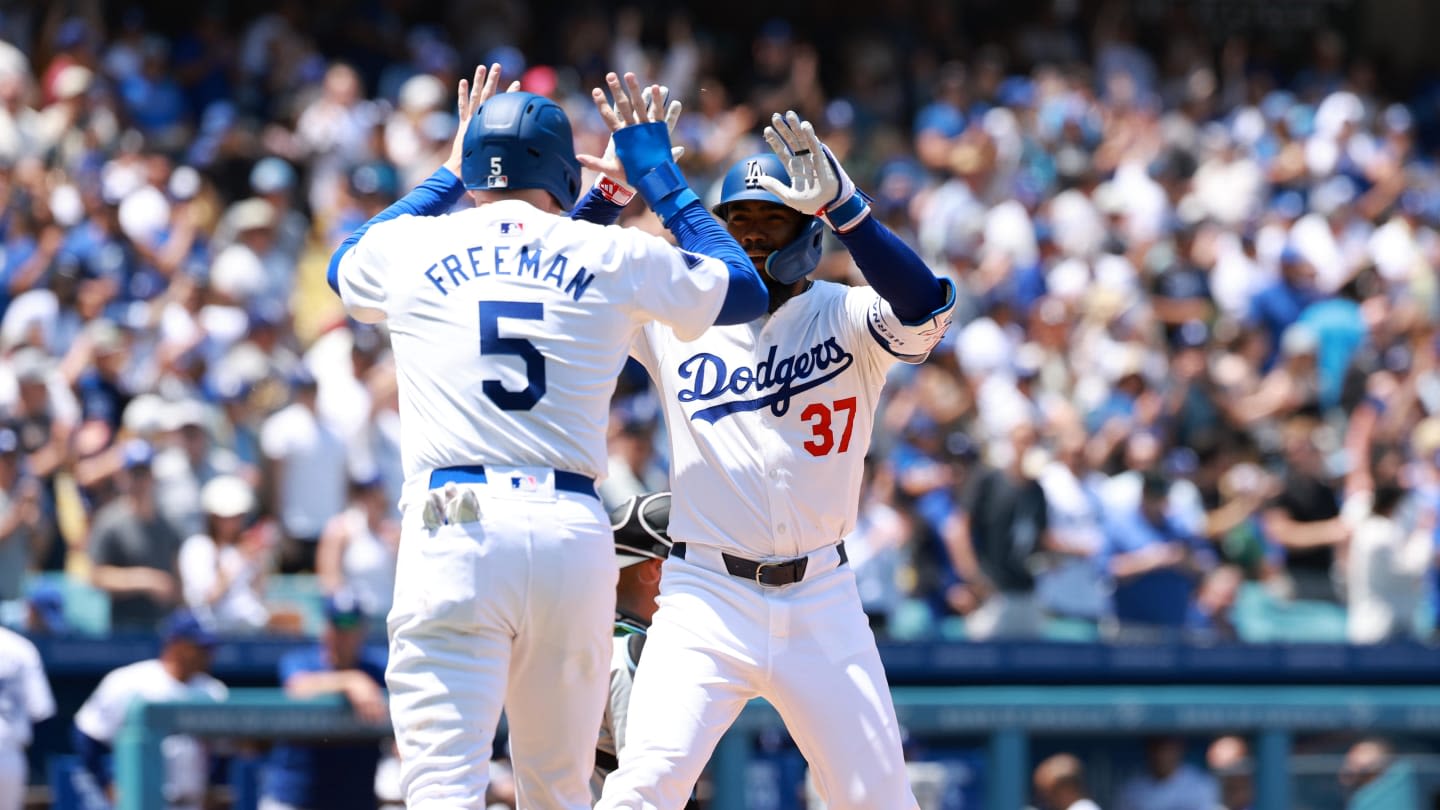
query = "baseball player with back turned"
xmin=326 ymin=63 xmax=767 ymax=810
xmin=591 ymin=109 xmax=955 ymax=809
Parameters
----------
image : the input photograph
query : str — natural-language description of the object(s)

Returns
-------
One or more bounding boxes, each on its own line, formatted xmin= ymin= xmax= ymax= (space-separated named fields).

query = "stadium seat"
xmin=938 ymin=615 xmax=969 ymax=641
xmin=1043 ymin=615 xmax=1101 ymax=642
xmin=24 ymin=573 xmax=111 ymax=636
xmin=1347 ymin=760 xmax=1419 ymax=810
xmin=264 ymin=575 xmax=327 ymax=636
xmin=888 ymin=598 xmax=938 ymax=641
xmin=1233 ymin=582 xmax=1348 ymax=644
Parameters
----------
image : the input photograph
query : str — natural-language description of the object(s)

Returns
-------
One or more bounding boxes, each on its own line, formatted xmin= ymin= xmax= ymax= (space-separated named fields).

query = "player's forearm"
xmin=666 ymin=200 xmax=767 ymax=324
xmin=285 ymin=669 xmax=365 ymax=698
xmin=835 ymin=216 xmax=949 ymax=323
xmin=90 ymin=564 xmax=169 ymax=596
xmin=327 ymin=167 xmax=468 ymax=292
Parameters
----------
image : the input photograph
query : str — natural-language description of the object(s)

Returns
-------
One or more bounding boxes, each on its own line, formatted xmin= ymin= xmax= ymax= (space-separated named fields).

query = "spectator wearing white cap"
xmin=212 ymin=197 xmax=291 ymax=309
xmin=385 ymin=74 xmax=446 ymax=181
xmin=153 ymin=399 xmax=243 ymax=539
xmin=0 ymin=51 xmax=40 ymax=164
xmin=179 ymin=475 xmax=270 ymax=633
xmin=248 ymin=157 xmax=309 ymax=265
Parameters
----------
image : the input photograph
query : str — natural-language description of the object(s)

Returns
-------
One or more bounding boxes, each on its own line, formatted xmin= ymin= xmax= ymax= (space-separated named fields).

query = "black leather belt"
xmin=671 ymin=542 xmax=847 ymax=587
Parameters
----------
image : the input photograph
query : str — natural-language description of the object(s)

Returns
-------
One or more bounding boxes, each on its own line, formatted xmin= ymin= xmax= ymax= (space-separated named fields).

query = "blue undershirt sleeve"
xmin=568 ymin=188 xmax=625 ymax=226
xmin=327 ymin=167 xmax=467 ymax=293
xmin=835 ymin=216 xmax=947 ymax=324
xmin=665 ymin=200 xmax=768 ymax=325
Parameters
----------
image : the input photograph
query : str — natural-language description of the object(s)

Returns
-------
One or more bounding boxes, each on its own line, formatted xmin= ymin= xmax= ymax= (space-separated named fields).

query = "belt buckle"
xmin=754 ymin=561 xmax=782 ymax=587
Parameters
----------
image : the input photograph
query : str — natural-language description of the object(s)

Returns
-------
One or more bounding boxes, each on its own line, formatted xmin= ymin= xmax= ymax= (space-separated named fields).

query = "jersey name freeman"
xmin=422 ymin=244 xmax=598 ymax=302
xmin=677 ymin=338 xmax=854 ymax=423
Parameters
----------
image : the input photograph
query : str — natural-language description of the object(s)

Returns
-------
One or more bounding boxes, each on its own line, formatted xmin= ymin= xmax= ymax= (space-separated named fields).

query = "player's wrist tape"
xmin=633 ymin=162 xmax=699 ymax=222
xmin=595 ymin=174 xmax=636 ymax=206
xmin=614 ymin=122 xmax=698 ymax=221
xmin=820 ymin=190 xmax=872 ymax=233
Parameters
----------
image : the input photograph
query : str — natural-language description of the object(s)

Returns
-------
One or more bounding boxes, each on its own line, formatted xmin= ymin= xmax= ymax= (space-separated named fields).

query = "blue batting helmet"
xmin=461 ymin=92 xmax=581 ymax=209
xmin=714 ymin=153 xmax=824 ymax=284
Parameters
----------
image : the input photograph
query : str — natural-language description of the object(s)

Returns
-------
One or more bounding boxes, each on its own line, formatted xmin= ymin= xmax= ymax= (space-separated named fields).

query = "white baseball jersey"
xmin=632 ymin=281 xmax=952 ymax=558
xmin=74 ymin=659 xmax=227 ymax=810
xmin=0 ymin=628 xmax=53 ymax=751
xmin=0 ymin=625 xmax=50 ymax=810
xmin=335 ymin=199 xmax=731 ymax=503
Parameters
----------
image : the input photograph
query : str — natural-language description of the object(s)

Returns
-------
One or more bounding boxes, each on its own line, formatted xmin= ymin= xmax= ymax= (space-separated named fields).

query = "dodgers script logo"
xmin=677 ymin=338 xmax=853 ymax=424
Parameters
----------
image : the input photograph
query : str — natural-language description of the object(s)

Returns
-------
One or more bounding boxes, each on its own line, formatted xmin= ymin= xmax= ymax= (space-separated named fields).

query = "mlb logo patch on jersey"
xmin=498 ymin=221 xmax=524 ymax=236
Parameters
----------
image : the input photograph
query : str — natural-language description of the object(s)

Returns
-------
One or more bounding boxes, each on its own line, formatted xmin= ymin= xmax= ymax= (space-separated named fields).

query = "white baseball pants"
xmin=596 ymin=543 xmax=918 ymax=810
xmin=0 ymin=748 xmax=22 ymax=810
xmin=386 ymin=485 xmax=617 ymax=810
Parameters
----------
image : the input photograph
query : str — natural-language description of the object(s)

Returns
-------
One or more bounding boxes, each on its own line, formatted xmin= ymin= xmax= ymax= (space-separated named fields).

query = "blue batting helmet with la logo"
xmin=715 ymin=152 xmax=792 ymax=214
xmin=713 ymin=153 xmax=824 ymax=285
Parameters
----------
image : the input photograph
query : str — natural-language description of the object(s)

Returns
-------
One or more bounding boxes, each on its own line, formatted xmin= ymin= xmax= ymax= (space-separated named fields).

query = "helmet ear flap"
xmin=762 ymin=218 xmax=825 ymax=284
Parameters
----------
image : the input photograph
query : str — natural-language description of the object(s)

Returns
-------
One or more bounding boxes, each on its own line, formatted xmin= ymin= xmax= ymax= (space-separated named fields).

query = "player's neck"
xmin=468 ymin=188 xmax=564 ymax=214
xmin=765 ymin=279 xmax=811 ymax=314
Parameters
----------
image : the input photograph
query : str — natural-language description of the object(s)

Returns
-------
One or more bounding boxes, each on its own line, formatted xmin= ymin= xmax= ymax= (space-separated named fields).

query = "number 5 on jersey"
xmin=479 ymin=300 xmax=546 ymax=410
xmin=801 ymin=397 xmax=856 ymax=457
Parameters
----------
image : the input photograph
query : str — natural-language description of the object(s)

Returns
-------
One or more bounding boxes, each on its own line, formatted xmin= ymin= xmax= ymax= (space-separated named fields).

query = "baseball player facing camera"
xmin=591 ymin=111 xmax=955 ymax=810
xmin=327 ymin=64 xmax=767 ymax=810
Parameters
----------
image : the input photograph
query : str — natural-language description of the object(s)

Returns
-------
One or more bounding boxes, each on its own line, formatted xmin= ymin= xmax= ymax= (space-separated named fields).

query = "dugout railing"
xmin=110 ymin=684 xmax=1440 ymax=810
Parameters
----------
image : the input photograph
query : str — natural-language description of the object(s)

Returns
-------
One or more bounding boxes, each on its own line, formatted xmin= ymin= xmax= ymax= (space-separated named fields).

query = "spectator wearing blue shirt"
xmin=914 ymin=62 xmax=968 ymax=173
xmin=259 ymin=591 xmax=388 ymax=810
xmin=1101 ymin=472 xmax=1216 ymax=637
xmin=1248 ymin=247 xmax=1321 ymax=370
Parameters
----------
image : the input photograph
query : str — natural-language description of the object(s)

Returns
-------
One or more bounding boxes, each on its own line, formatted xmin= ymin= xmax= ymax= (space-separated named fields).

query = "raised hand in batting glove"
xmin=757 ymin=110 xmax=872 ymax=233
xmin=578 ymin=82 xmax=684 ymax=206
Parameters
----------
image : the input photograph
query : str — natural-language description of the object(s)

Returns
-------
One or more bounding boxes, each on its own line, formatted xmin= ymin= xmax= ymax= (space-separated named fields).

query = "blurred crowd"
xmin=1 ymin=0 xmax=1439 ymax=646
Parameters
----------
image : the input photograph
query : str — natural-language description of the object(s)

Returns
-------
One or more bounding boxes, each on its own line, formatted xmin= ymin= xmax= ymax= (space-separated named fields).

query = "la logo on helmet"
xmin=743 ymin=160 xmax=765 ymax=189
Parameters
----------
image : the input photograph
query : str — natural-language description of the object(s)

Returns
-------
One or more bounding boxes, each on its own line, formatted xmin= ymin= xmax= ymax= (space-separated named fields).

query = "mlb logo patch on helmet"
xmin=487 ymin=175 xmax=509 ymax=189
